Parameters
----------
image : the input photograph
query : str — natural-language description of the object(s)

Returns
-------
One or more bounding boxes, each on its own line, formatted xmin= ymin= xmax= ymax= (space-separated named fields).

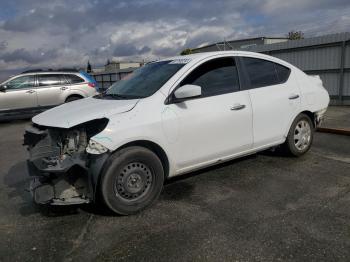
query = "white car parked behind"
xmin=24 ymin=51 xmax=329 ymax=215
xmin=0 ymin=70 xmax=98 ymax=120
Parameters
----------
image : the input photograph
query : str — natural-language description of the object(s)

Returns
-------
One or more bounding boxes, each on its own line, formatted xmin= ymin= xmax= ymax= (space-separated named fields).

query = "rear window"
xmin=242 ymin=57 xmax=279 ymax=88
xmin=275 ymin=63 xmax=291 ymax=83
xmin=242 ymin=57 xmax=291 ymax=89
xmin=38 ymin=74 xmax=62 ymax=86
xmin=64 ymin=74 xmax=85 ymax=84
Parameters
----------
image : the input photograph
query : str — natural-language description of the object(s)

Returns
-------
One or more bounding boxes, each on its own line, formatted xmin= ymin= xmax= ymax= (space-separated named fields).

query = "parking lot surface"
xmin=0 ymin=120 xmax=349 ymax=262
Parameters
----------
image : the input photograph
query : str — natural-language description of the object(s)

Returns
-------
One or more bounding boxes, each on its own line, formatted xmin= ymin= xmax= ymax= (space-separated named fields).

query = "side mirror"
xmin=171 ymin=84 xmax=201 ymax=103
xmin=0 ymin=85 xmax=6 ymax=92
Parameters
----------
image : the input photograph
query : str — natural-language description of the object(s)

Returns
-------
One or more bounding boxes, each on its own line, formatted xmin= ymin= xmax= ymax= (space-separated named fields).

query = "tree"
xmin=287 ymin=31 xmax=304 ymax=40
xmin=106 ymin=59 xmax=110 ymax=65
xmin=86 ymin=60 xmax=92 ymax=73
xmin=180 ymin=48 xmax=193 ymax=55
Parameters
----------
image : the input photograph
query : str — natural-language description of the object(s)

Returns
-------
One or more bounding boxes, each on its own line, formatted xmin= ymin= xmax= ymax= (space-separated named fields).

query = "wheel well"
xmin=118 ymin=140 xmax=170 ymax=178
xmin=300 ymin=110 xmax=316 ymax=127
xmin=65 ymin=94 xmax=83 ymax=102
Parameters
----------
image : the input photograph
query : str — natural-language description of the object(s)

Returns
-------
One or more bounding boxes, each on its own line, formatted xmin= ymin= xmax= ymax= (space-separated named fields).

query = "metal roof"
xmin=246 ymin=32 xmax=350 ymax=53
xmin=194 ymin=36 xmax=287 ymax=50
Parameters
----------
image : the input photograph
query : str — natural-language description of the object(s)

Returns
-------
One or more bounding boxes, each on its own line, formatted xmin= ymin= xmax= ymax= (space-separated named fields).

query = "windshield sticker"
xmin=169 ymin=58 xmax=191 ymax=64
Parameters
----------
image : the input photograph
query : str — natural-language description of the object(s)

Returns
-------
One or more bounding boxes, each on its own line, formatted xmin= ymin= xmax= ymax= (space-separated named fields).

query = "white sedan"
xmin=24 ymin=51 xmax=329 ymax=215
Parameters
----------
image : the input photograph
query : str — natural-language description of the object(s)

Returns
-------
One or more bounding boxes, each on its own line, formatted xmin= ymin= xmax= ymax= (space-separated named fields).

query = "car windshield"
xmin=97 ymin=60 xmax=185 ymax=99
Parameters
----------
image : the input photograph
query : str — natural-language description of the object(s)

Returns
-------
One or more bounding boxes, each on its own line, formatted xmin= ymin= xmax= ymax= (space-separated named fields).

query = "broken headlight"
xmin=86 ymin=139 xmax=108 ymax=154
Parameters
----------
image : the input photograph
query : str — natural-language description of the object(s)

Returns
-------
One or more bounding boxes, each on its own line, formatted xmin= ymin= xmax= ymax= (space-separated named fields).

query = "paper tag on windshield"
xmin=169 ymin=58 xmax=191 ymax=64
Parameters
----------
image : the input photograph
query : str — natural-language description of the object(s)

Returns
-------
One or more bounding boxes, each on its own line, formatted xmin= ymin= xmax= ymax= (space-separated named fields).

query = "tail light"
xmin=88 ymin=82 xmax=96 ymax=88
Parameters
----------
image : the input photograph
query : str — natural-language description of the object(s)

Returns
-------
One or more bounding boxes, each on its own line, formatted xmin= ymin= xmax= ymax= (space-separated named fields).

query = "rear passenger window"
xmin=65 ymin=74 xmax=84 ymax=84
xmin=242 ymin=57 xmax=291 ymax=89
xmin=275 ymin=63 xmax=291 ymax=83
xmin=38 ymin=74 xmax=62 ymax=87
xmin=181 ymin=57 xmax=239 ymax=97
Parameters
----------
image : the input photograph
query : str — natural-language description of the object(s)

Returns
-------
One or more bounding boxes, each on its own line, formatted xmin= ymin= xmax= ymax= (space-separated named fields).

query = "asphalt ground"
xmin=321 ymin=106 xmax=350 ymax=130
xmin=0 ymin=120 xmax=349 ymax=262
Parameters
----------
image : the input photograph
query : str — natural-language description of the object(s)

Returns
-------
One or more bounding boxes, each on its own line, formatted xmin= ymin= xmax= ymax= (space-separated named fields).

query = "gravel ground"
xmin=0 ymin=120 xmax=349 ymax=262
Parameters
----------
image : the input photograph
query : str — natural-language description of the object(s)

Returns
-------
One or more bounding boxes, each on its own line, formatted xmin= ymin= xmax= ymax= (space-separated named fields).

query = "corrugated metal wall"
xmin=246 ymin=33 xmax=350 ymax=105
xmin=264 ymin=43 xmax=349 ymax=104
xmin=193 ymin=33 xmax=350 ymax=104
xmin=271 ymin=46 xmax=341 ymax=71
xmin=92 ymin=71 xmax=133 ymax=91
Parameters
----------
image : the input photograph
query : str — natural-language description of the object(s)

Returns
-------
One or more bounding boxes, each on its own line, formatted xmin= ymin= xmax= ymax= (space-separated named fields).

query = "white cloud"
xmin=0 ymin=0 xmax=349 ymax=81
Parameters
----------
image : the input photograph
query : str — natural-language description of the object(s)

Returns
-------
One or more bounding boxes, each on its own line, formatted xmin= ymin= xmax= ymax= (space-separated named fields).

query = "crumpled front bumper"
xmin=24 ymin=125 xmax=110 ymax=205
xmin=26 ymin=157 xmax=90 ymax=205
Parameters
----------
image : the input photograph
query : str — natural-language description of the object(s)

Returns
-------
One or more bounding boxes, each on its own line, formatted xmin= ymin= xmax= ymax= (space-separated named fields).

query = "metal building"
xmin=91 ymin=68 xmax=137 ymax=91
xmin=192 ymin=37 xmax=288 ymax=53
xmin=245 ymin=33 xmax=350 ymax=105
xmin=91 ymin=61 xmax=141 ymax=91
xmin=192 ymin=33 xmax=350 ymax=105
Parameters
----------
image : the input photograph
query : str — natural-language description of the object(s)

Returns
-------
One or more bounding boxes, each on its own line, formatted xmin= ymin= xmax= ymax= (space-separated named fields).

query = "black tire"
xmin=282 ymin=113 xmax=314 ymax=157
xmin=65 ymin=95 xmax=83 ymax=103
xmin=100 ymin=146 xmax=164 ymax=215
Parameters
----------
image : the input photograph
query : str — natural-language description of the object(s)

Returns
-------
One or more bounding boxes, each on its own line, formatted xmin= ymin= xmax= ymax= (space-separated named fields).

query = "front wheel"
xmin=100 ymin=146 xmax=164 ymax=215
xmin=282 ymin=113 xmax=314 ymax=156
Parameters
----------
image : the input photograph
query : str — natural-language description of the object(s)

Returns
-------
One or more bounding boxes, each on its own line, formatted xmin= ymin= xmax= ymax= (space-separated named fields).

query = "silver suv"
xmin=0 ymin=70 xmax=98 ymax=120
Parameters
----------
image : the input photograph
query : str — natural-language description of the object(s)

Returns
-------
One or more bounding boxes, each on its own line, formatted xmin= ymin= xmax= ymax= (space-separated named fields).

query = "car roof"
xmin=164 ymin=51 xmax=258 ymax=61
xmin=163 ymin=50 xmax=294 ymax=69
xmin=1 ymin=71 xmax=86 ymax=84
xmin=20 ymin=71 xmax=80 ymax=76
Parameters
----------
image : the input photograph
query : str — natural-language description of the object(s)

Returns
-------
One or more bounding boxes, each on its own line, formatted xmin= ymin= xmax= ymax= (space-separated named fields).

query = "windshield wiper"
xmin=97 ymin=93 xmax=130 ymax=100
xmin=95 ymin=92 xmax=144 ymax=100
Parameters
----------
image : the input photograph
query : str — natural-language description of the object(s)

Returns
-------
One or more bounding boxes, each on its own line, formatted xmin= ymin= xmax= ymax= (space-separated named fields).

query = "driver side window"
xmin=180 ymin=57 xmax=240 ymax=97
xmin=5 ymin=75 xmax=35 ymax=90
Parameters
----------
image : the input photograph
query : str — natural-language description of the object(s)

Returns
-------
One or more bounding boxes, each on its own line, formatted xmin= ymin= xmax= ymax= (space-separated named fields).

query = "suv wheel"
xmin=100 ymin=146 xmax=164 ymax=215
xmin=282 ymin=113 xmax=314 ymax=156
xmin=65 ymin=95 xmax=82 ymax=103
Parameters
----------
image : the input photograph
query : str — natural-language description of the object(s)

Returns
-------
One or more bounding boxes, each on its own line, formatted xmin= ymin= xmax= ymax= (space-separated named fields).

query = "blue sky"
xmin=0 ymin=0 xmax=349 ymax=80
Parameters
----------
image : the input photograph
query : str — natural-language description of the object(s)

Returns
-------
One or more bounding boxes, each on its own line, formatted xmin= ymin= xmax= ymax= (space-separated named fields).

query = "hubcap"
xmin=294 ymin=120 xmax=311 ymax=151
xmin=115 ymin=162 xmax=153 ymax=201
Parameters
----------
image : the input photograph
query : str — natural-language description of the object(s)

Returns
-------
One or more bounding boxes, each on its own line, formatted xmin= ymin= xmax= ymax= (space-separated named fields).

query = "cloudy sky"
xmin=0 ymin=0 xmax=349 ymax=81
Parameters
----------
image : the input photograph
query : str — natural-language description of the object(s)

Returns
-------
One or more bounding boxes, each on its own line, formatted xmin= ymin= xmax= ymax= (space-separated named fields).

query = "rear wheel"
xmin=282 ymin=113 xmax=314 ymax=156
xmin=100 ymin=146 xmax=164 ymax=215
xmin=65 ymin=95 xmax=83 ymax=103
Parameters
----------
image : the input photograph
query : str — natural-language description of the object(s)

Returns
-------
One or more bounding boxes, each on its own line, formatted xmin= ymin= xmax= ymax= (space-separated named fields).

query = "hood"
xmin=32 ymin=97 xmax=139 ymax=128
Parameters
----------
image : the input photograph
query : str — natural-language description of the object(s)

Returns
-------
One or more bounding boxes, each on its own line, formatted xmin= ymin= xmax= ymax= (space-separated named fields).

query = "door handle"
xmin=230 ymin=104 xmax=246 ymax=111
xmin=26 ymin=90 xmax=35 ymax=94
xmin=288 ymin=94 xmax=299 ymax=100
xmin=60 ymin=86 xmax=68 ymax=91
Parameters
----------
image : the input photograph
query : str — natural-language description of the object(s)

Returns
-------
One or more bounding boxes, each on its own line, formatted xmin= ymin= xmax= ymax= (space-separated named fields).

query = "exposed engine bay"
xmin=24 ymin=118 xmax=110 ymax=205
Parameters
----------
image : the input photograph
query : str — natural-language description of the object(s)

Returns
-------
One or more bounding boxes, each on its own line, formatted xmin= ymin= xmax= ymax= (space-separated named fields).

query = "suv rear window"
xmin=65 ymin=74 xmax=85 ymax=84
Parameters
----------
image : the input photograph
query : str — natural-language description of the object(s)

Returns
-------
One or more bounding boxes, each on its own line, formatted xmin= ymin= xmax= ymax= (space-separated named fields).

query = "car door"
xmin=36 ymin=74 xmax=68 ymax=107
xmin=0 ymin=75 xmax=37 ymax=111
xmin=239 ymin=56 xmax=300 ymax=148
xmin=164 ymin=57 xmax=253 ymax=172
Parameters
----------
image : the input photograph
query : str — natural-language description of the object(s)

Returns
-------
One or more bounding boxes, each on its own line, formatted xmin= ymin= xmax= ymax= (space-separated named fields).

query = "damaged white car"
xmin=24 ymin=51 xmax=329 ymax=215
